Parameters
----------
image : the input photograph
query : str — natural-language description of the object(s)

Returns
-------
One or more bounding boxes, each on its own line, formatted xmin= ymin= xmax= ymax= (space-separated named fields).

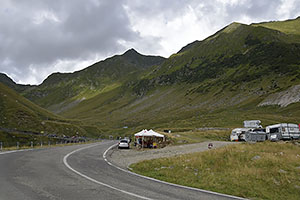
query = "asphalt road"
xmin=0 ymin=141 xmax=243 ymax=200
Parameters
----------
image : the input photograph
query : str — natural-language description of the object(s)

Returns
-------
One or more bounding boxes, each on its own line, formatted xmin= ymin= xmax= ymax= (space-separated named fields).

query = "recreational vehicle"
xmin=266 ymin=123 xmax=300 ymax=141
xmin=231 ymin=120 xmax=263 ymax=141
xmin=230 ymin=128 xmax=251 ymax=141
xmin=245 ymin=128 xmax=267 ymax=142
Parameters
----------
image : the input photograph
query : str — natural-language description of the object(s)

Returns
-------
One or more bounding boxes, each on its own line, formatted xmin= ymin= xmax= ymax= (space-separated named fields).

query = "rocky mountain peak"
xmin=123 ymin=48 xmax=141 ymax=57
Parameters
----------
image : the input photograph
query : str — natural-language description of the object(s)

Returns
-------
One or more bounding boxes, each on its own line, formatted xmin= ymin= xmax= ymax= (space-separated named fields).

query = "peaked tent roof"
xmin=134 ymin=129 xmax=164 ymax=137
xmin=148 ymin=129 xmax=164 ymax=137
xmin=134 ymin=129 xmax=150 ymax=137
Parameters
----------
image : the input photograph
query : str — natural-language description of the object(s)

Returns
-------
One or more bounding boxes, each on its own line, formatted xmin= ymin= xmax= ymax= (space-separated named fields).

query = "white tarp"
xmin=134 ymin=129 xmax=150 ymax=137
xmin=134 ymin=129 xmax=164 ymax=137
xmin=148 ymin=129 xmax=164 ymax=137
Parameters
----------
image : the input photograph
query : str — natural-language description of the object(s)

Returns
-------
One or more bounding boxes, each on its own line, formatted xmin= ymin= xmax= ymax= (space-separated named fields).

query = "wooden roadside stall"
xmin=134 ymin=129 xmax=165 ymax=149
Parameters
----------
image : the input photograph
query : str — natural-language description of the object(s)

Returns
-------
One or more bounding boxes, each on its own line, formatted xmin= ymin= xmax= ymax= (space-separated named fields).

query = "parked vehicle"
xmin=230 ymin=128 xmax=252 ymax=141
xmin=123 ymin=137 xmax=131 ymax=143
xmin=245 ymin=128 xmax=267 ymax=142
xmin=118 ymin=139 xmax=130 ymax=149
xmin=266 ymin=123 xmax=300 ymax=141
xmin=231 ymin=121 xmax=300 ymax=142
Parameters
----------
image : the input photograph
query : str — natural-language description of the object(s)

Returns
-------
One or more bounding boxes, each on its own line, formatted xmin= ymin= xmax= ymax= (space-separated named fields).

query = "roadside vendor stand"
xmin=134 ymin=129 xmax=164 ymax=148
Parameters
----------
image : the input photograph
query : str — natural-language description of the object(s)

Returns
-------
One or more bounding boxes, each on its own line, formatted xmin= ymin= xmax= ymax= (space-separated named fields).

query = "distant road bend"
xmin=0 ymin=141 xmax=244 ymax=200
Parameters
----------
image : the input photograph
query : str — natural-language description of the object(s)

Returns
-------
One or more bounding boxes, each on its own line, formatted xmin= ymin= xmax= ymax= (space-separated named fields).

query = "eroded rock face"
xmin=259 ymin=85 xmax=300 ymax=107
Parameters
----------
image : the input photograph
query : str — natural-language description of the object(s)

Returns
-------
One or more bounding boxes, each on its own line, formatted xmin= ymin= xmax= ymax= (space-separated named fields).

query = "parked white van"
xmin=266 ymin=123 xmax=300 ymax=141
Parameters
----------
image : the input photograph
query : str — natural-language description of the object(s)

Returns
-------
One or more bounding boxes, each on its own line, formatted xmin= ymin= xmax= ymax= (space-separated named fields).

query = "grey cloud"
xmin=0 ymin=0 xmax=299 ymax=84
xmin=0 ymin=0 xmax=140 ymax=84
xmin=125 ymin=0 xmax=192 ymax=21
xmin=126 ymin=0 xmax=299 ymax=27
xmin=223 ymin=0 xmax=280 ymax=22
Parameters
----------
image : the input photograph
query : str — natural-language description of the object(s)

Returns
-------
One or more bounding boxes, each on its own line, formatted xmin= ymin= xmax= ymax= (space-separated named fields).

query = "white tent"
xmin=134 ymin=129 xmax=151 ymax=137
xmin=134 ymin=129 xmax=165 ymax=148
xmin=134 ymin=129 xmax=164 ymax=137
xmin=148 ymin=129 xmax=164 ymax=138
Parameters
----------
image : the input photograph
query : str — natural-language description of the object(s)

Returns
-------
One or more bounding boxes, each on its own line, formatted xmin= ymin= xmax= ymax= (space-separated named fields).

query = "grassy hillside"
xmin=253 ymin=16 xmax=300 ymax=36
xmin=0 ymin=83 xmax=90 ymax=144
xmin=60 ymin=17 xmax=300 ymax=135
xmin=61 ymin=83 xmax=300 ymax=136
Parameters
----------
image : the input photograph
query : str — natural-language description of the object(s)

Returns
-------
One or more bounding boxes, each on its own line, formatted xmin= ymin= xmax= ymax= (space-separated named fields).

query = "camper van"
xmin=245 ymin=128 xmax=267 ymax=142
xmin=230 ymin=128 xmax=252 ymax=141
xmin=231 ymin=120 xmax=263 ymax=142
xmin=266 ymin=123 xmax=300 ymax=141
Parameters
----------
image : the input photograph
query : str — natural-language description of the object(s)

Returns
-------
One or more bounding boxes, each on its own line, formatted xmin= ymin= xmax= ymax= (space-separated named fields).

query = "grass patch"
xmin=163 ymin=129 xmax=230 ymax=144
xmin=131 ymin=142 xmax=300 ymax=200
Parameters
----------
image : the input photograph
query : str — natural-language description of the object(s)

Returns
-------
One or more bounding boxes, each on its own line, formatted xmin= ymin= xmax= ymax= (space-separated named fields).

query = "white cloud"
xmin=124 ymin=2 xmax=219 ymax=56
xmin=32 ymin=11 xmax=61 ymax=25
xmin=277 ymin=0 xmax=300 ymax=19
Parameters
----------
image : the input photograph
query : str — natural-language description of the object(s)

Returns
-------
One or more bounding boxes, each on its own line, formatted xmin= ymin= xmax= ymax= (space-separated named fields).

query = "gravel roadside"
xmin=107 ymin=141 xmax=237 ymax=169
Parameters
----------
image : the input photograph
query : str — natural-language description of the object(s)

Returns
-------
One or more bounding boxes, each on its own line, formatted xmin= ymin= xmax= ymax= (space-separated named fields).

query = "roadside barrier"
xmin=0 ymin=139 xmax=92 ymax=151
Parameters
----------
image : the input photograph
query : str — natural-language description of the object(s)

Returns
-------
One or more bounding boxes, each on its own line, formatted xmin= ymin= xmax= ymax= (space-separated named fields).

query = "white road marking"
xmin=103 ymin=144 xmax=247 ymax=200
xmin=0 ymin=149 xmax=33 ymax=155
xmin=63 ymin=143 xmax=154 ymax=200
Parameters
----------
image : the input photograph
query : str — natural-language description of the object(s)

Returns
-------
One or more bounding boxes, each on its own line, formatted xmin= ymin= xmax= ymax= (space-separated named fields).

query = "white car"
xmin=118 ymin=139 xmax=129 ymax=149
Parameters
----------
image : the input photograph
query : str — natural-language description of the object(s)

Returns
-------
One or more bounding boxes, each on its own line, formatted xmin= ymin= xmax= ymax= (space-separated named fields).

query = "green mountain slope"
xmin=133 ymin=17 xmax=300 ymax=100
xmin=143 ymin=21 xmax=299 ymax=82
xmin=2 ymin=17 xmax=300 ymax=137
xmin=23 ymin=49 xmax=165 ymax=113
xmin=0 ymin=82 xmax=88 ymax=142
xmin=61 ymin=17 xmax=300 ymax=134
xmin=253 ymin=16 xmax=300 ymax=35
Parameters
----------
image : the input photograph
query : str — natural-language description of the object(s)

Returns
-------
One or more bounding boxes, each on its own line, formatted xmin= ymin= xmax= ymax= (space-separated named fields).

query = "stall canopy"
xmin=148 ymin=129 xmax=164 ymax=137
xmin=134 ymin=129 xmax=164 ymax=137
xmin=134 ymin=129 xmax=150 ymax=137
xmin=134 ymin=129 xmax=165 ymax=148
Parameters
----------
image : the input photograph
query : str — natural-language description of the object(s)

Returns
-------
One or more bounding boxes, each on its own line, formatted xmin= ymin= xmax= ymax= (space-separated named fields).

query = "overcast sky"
xmin=1 ymin=0 xmax=299 ymax=85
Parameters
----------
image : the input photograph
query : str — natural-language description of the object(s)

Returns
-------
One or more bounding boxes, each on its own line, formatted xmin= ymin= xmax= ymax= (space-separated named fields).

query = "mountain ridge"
xmin=20 ymin=48 xmax=165 ymax=112
xmin=1 ymin=17 xmax=300 ymax=137
xmin=0 ymin=73 xmax=33 ymax=93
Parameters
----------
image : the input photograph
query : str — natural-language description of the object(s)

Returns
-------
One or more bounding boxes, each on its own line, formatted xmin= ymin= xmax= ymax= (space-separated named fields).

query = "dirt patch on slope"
xmin=259 ymin=84 xmax=300 ymax=107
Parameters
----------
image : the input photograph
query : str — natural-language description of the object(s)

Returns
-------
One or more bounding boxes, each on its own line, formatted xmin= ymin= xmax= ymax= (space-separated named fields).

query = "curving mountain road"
xmin=0 ymin=141 xmax=243 ymax=200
